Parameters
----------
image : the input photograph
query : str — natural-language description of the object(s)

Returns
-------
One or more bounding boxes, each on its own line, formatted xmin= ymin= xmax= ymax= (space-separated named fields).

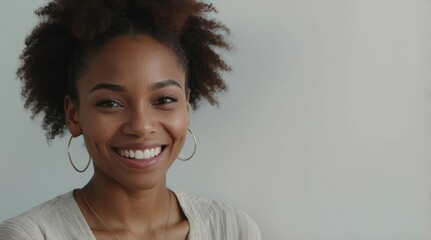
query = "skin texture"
xmin=65 ymin=35 xmax=190 ymax=239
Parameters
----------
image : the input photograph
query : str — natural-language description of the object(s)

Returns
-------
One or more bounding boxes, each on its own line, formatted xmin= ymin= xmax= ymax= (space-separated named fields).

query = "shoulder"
xmin=0 ymin=191 xmax=85 ymax=239
xmin=173 ymin=190 xmax=261 ymax=240
xmin=0 ymin=216 xmax=44 ymax=240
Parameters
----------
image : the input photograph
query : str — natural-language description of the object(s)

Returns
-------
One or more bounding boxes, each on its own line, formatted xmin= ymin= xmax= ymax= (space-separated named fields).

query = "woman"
xmin=0 ymin=0 xmax=261 ymax=239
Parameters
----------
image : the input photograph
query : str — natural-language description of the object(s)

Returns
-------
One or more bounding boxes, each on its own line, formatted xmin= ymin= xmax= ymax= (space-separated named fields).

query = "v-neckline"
xmin=70 ymin=189 xmax=193 ymax=240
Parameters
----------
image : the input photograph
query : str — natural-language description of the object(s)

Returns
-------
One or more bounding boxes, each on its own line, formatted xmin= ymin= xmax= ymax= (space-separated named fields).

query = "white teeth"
xmin=143 ymin=149 xmax=151 ymax=159
xmin=118 ymin=147 xmax=162 ymax=160
xmin=135 ymin=150 xmax=144 ymax=160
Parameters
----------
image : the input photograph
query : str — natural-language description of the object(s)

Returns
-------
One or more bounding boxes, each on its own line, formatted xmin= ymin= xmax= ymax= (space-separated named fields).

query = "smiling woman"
xmin=0 ymin=0 xmax=260 ymax=239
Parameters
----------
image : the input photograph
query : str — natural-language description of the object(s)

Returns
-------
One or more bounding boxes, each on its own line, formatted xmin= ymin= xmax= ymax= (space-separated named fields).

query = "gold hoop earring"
xmin=177 ymin=128 xmax=197 ymax=161
xmin=67 ymin=135 xmax=91 ymax=173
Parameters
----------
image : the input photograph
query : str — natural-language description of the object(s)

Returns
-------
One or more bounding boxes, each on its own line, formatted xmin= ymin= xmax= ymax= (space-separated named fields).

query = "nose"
xmin=122 ymin=105 xmax=157 ymax=137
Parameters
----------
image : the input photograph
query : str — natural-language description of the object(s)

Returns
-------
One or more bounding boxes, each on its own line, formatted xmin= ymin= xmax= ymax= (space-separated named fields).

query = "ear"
xmin=64 ymin=95 xmax=81 ymax=136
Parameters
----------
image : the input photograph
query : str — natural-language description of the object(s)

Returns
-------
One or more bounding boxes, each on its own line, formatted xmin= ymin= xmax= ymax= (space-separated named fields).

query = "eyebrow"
xmin=89 ymin=79 xmax=182 ymax=93
xmin=89 ymin=83 xmax=127 ymax=93
xmin=150 ymin=79 xmax=183 ymax=90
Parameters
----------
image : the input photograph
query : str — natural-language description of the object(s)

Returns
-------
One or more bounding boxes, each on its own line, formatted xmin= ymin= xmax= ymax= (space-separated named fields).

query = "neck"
xmin=80 ymin=171 xmax=172 ymax=231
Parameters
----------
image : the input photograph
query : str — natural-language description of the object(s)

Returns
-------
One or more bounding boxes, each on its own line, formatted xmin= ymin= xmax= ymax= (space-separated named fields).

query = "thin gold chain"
xmin=165 ymin=191 xmax=172 ymax=240
xmin=82 ymin=190 xmax=121 ymax=240
xmin=81 ymin=189 xmax=172 ymax=240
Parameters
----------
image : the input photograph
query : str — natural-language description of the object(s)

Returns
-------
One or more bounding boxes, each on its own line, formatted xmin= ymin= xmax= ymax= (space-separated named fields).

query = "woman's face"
xmin=65 ymin=35 xmax=189 ymax=190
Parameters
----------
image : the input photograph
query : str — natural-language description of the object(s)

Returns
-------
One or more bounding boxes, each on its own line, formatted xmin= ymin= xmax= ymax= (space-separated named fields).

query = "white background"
xmin=1 ymin=0 xmax=431 ymax=239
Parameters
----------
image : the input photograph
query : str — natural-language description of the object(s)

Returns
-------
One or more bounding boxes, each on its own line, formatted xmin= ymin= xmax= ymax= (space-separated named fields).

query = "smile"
xmin=116 ymin=147 xmax=163 ymax=160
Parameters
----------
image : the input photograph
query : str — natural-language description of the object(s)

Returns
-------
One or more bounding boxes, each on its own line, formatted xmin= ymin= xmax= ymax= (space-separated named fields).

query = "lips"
xmin=115 ymin=146 xmax=164 ymax=160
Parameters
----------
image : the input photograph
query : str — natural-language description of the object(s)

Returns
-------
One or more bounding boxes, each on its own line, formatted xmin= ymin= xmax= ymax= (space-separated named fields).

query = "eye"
xmin=154 ymin=95 xmax=178 ymax=105
xmin=96 ymin=99 xmax=124 ymax=108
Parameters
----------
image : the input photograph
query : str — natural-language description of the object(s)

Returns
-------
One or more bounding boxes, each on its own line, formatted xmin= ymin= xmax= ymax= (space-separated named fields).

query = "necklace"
xmin=81 ymin=189 xmax=172 ymax=240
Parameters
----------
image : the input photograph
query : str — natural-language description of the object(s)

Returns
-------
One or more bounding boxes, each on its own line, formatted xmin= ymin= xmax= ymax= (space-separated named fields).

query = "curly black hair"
xmin=18 ymin=0 xmax=231 ymax=140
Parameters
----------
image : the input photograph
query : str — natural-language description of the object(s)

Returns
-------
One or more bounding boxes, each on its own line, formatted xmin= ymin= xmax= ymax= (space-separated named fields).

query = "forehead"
xmin=78 ymin=34 xmax=186 ymax=88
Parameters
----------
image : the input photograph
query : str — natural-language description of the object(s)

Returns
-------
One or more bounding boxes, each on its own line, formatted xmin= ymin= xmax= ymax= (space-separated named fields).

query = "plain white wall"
xmin=1 ymin=0 xmax=431 ymax=239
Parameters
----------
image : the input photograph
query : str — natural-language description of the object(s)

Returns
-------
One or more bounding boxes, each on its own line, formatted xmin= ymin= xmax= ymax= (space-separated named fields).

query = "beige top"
xmin=0 ymin=190 xmax=261 ymax=240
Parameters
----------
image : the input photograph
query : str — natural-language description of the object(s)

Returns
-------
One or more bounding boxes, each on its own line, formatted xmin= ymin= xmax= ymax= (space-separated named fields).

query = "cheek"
xmin=79 ymin=108 xmax=119 ymax=151
xmin=163 ymin=110 xmax=189 ymax=144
